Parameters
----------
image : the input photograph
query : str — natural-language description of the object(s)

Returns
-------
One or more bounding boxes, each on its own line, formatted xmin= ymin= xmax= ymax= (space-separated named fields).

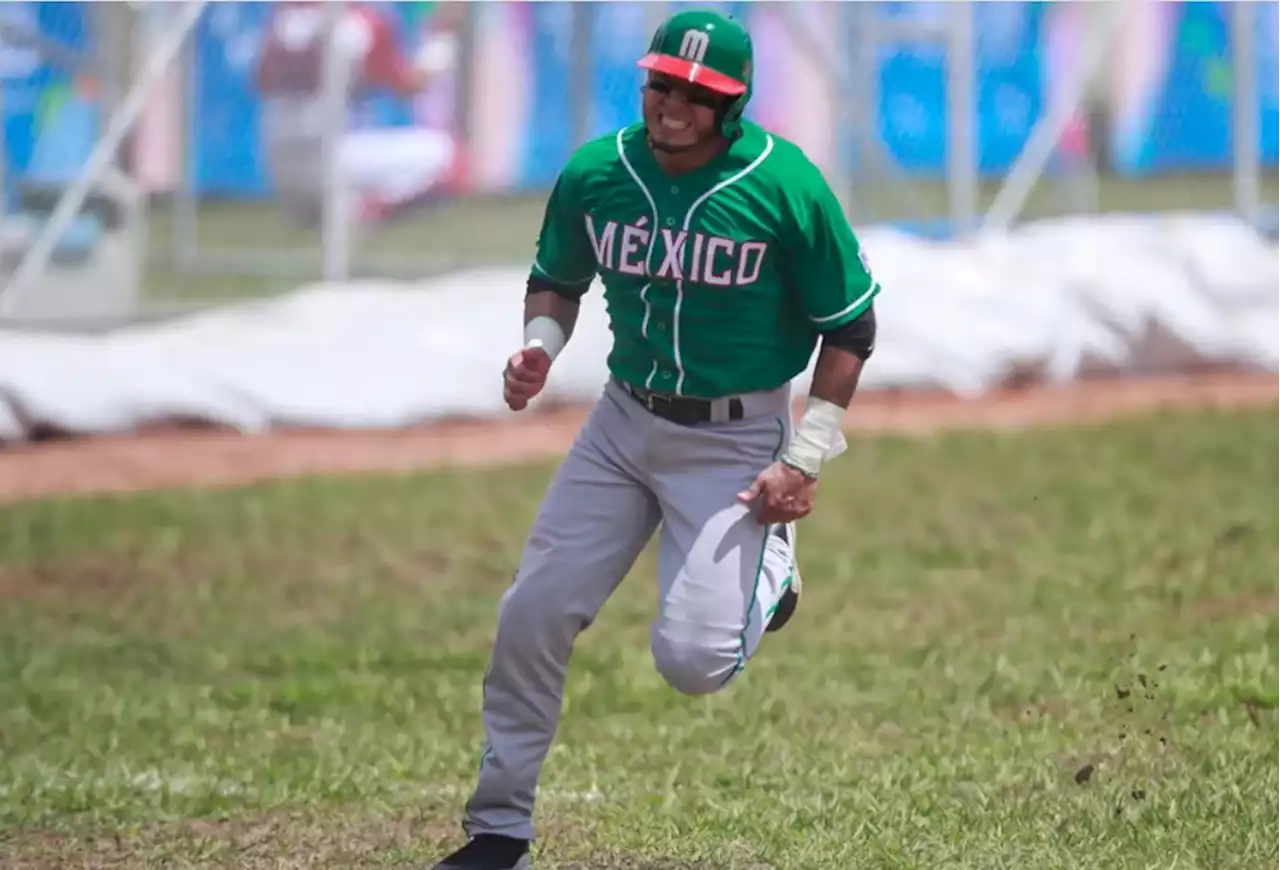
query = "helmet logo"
xmin=677 ymin=29 xmax=710 ymax=64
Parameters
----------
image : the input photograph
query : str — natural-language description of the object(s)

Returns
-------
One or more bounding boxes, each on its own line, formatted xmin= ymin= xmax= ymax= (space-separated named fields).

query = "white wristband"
xmin=781 ymin=396 xmax=846 ymax=476
xmin=524 ymin=315 xmax=567 ymax=362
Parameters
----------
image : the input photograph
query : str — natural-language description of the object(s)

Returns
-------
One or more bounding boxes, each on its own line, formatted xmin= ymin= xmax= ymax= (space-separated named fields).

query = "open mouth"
xmin=658 ymin=115 xmax=691 ymax=133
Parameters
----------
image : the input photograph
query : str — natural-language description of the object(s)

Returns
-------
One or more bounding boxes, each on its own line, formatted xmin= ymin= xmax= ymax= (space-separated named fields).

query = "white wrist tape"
xmin=524 ymin=315 xmax=567 ymax=362
xmin=781 ymin=397 xmax=847 ymax=475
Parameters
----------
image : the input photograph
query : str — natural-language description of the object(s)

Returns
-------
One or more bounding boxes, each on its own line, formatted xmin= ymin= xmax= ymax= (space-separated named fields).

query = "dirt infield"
xmin=0 ymin=371 xmax=1275 ymax=505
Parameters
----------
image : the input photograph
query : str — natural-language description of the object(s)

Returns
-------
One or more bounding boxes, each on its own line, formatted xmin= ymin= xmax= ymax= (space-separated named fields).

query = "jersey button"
xmin=662 ymin=372 xmax=673 ymax=380
xmin=670 ymin=185 xmax=679 ymax=194
xmin=665 ymin=217 xmax=675 ymax=227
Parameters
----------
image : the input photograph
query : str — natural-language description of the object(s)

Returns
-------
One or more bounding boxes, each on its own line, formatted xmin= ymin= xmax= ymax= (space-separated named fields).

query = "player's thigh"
xmin=503 ymin=401 xmax=661 ymax=629
xmin=654 ymin=497 xmax=768 ymax=637
xmin=649 ymin=418 xmax=788 ymax=673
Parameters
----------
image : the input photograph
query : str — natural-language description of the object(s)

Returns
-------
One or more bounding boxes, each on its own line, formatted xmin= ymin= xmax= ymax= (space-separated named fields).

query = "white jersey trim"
xmin=531 ymin=257 xmax=596 ymax=287
xmin=615 ymin=128 xmax=662 ymax=389
xmin=672 ymin=133 xmax=775 ymax=396
xmin=809 ymin=279 xmax=880 ymax=326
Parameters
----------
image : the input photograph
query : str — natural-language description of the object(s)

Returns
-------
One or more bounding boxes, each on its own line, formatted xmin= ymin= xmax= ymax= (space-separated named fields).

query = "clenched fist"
xmin=503 ymin=345 xmax=552 ymax=411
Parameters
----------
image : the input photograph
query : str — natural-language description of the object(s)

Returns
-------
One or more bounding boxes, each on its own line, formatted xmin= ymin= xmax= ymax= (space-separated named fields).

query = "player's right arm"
xmin=505 ymin=160 xmax=598 ymax=411
xmin=522 ymin=161 xmax=598 ymax=362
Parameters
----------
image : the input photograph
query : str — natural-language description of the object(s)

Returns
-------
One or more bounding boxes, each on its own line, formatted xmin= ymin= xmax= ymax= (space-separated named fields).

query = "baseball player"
xmin=433 ymin=9 xmax=879 ymax=869
xmin=255 ymin=1 xmax=460 ymax=226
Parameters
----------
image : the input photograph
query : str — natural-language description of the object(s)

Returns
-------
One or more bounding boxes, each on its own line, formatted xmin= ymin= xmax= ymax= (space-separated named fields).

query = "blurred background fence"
xmin=0 ymin=0 xmax=1275 ymax=326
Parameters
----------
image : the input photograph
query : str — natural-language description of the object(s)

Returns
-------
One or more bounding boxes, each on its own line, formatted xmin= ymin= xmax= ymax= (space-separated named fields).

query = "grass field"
xmin=141 ymin=169 xmax=1280 ymax=304
xmin=1 ymin=406 xmax=1277 ymax=869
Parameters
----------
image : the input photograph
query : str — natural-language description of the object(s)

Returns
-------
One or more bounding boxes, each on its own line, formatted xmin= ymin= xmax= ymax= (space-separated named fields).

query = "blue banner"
xmin=874 ymin=1 xmax=1044 ymax=177
xmin=0 ymin=1 xmax=90 ymax=204
xmin=1262 ymin=1 xmax=1280 ymax=165
xmin=0 ymin=1 xmax=1274 ymax=200
xmin=1115 ymin=2 xmax=1234 ymax=173
xmin=1110 ymin=0 xmax=1280 ymax=174
xmin=192 ymin=1 xmax=272 ymax=197
xmin=521 ymin=2 xmax=575 ymax=188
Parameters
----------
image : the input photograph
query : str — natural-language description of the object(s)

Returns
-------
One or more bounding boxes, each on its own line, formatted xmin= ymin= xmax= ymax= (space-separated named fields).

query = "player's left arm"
xmin=781 ymin=168 xmax=880 ymax=478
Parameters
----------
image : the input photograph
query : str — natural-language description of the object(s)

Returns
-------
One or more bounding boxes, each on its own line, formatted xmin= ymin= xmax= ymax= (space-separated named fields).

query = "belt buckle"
xmin=648 ymin=393 xmax=673 ymax=414
xmin=630 ymin=385 xmax=657 ymax=412
xmin=634 ymin=386 xmax=676 ymax=419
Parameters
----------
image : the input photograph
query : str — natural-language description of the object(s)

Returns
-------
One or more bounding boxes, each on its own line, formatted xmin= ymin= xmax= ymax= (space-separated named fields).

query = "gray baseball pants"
xmin=461 ymin=376 xmax=799 ymax=842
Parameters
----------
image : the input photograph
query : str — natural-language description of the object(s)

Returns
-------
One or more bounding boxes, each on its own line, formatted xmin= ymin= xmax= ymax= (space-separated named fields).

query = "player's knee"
xmin=651 ymin=635 xmax=738 ymax=696
xmin=493 ymin=578 xmax=554 ymax=654
xmin=493 ymin=570 xmax=584 ymax=656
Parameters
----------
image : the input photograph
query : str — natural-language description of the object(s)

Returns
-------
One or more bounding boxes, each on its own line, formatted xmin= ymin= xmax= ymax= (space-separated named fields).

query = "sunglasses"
xmin=644 ymin=77 xmax=724 ymax=110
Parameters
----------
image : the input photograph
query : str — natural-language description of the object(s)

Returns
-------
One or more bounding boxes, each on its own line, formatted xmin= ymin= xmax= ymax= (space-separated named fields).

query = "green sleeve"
xmin=529 ymin=164 xmax=597 ymax=297
xmin=784 ymin=162 xmax=880 ymax=330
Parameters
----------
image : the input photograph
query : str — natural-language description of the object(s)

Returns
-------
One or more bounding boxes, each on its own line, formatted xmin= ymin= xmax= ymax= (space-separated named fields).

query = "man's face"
xmin=642 ymin=73 xmax=726 ymax=151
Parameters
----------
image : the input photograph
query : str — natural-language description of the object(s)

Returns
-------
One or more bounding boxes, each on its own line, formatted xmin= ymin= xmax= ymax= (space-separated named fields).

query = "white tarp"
xmin=0 ymin=213 xmax=1276 ymax=442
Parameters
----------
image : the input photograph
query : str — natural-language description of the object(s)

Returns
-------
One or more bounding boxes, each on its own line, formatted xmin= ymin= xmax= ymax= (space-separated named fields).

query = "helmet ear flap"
xmin=719 ymin=92 xmax=748 ymax=139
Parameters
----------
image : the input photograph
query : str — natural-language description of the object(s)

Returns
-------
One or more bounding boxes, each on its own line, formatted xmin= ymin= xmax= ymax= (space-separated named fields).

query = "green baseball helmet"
xmin=637 ymin=8 xmax=754 ymax=138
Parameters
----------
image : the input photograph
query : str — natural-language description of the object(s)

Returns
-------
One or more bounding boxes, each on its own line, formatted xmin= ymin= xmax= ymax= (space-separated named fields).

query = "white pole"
xmin=320 ymin=0 xmax=351 ymax=283
xmin=982 ymin=0 xmax=1127 ymax=234
xmin=777 ymin=2 xmax=855 ymax=218
xmin=1231 ymin=0 xmax=1260 ymax=224
xmin=0 ymin=0 xmax=207 ymax=317
xmin=947 ymin=0 xmax=977 ymax=236
xmin=175 ymin=10 xmax=199 ymax=269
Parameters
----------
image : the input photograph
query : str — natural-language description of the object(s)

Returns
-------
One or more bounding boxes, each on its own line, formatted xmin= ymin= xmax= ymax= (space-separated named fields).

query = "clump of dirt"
xmin=1070 ymin=633 xmax=1176 ymax=807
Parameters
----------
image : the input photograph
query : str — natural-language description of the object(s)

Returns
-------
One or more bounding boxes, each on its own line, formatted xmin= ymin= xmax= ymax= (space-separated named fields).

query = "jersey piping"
xmin=809 ymin=276 xmax=880 ymax=326
xmin=672 ymin=134 xmax=775 ymax=395
xmin=614 ymin=129 xmax=660 ymax=383
xmin=532 ymin=256 xmax=595 ymax=287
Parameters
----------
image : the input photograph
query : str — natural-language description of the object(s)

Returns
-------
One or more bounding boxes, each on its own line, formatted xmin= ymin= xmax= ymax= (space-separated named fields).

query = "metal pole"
xmin=454 ymin=2 xmax=476 ymax=161
xmin=1232 ymin=0 xmax=1260 ymax=224
xmin=982 ymin=0 xmax=1127 ymax=233
xmin=946 ymin=1 xmax=977 ymax=236
xmin=175 ymin=7 xmax=199 ymax=270
xmin=0 ymin=0 xmax=208 ymax=317
xmin=834 ymin=1 xmax=859 ymax=221
xmin=777 ymin=1 xmax=937 ymax=225
xmin=320 ymin=0 xmax=351 ymax=283
xmin=644 ymin=1 xmax=671 ymax=39
xmin=569 ymin=3 xmax=592 ymax=148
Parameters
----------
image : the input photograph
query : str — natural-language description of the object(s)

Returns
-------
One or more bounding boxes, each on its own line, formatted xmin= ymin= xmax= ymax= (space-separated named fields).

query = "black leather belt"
xmin=624 ymin=382 xmax=744 ymax=425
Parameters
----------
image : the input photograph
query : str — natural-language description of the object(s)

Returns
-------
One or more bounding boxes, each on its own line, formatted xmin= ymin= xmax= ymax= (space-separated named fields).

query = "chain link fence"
xmin=0 ymin=1 xmax=1275 ymax=325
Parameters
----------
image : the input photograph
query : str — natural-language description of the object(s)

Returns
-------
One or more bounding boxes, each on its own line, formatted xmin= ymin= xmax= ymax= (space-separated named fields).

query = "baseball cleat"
xmin=765 ymin=521 xmax=801 ymax=632
xmin=431 ymin=834 xmax=531 ymax=870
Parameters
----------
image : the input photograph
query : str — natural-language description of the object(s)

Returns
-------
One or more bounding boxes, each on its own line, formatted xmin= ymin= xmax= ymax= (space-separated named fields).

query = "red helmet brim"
xmin=638 ymin=53 xmax=747 ymax=97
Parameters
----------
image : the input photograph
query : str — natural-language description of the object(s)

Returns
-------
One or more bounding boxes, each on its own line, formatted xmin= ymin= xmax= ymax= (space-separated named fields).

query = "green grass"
xmin=141 ymin=169 xmax=1280 ymax=303
xmin=0 ymin=407 xmax=1277 ymax=868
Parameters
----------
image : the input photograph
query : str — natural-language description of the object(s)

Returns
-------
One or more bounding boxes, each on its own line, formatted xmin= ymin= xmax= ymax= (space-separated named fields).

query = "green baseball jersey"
xmin=530 ymin=119 xmax=880 ymax=399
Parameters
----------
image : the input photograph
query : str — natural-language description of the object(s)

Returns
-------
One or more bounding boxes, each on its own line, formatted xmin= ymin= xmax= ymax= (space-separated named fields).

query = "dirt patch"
xmin=1 ymin=810 xmax=706 ymax=870
xmin=1185 ymin=591 xmax=1280 ymax=622
xmin=0 ymin=553 xmax=147 ymax=602
xmin=0 ymin=808 xmax=461 ymax=870
xmin=0 ymin=372 xmax=1274 ymax=506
